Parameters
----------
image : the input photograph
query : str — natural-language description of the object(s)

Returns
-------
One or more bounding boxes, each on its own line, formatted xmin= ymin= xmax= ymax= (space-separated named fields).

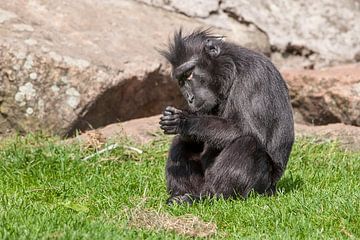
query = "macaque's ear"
xmin=204 ymin=38 xmax=221 ymax=58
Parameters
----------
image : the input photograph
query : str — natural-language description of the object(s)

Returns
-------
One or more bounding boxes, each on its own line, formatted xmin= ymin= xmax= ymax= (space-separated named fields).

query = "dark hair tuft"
xmin=160 ymin=28 xmax=223 ymax=67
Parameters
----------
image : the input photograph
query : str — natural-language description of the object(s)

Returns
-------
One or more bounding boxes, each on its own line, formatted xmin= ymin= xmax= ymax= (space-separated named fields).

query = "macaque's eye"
xmin=183 ymin=70 xmax=193 ymax=80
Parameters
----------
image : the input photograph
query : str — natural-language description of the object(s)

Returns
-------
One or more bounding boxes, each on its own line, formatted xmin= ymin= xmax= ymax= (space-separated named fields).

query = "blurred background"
xmin=0 ymin=0 xmax=359 ymax=143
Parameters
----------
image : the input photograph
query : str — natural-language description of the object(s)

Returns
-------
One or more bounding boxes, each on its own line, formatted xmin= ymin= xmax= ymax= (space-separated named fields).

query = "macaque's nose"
xmin=188 ymin=95 xmax=195 ymax=104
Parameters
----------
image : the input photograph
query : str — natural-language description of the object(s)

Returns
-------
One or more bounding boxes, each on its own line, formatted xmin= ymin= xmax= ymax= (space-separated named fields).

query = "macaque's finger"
xmin=165 ymin=106 xmax=182 ymax=114
xmin=163 ymin=110 xmax=173 ymax=116
xmin=159 ymin=119 xmax=180 ymax=126
xmin=160 ymin=114 xmax=179 ymax=121
xmin=164 ymin=129 xmax=177 ymax=134
xmin=165 ymin=106 xmax=174 ymax=112
xmin=160 ymin=125 xmax=176 ymax=131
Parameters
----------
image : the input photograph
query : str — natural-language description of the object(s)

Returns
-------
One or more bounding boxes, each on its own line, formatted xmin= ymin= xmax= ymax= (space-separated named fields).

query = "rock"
xmin=1 ymin=0 xmax=359 ymax=139
xmin=295 ymin=123 xmax=360 ymax=152
xmin=137 ymin=0 xmax=360 ymax=69
xmin=109 ymin=115 xmax=161 ymax=144
xmin=0 ymin=8 xmax=17 ymax=23
xmin=221 ymin=0 xmax=360 ymax=69
xmin=71 ymin=115 xmax=360 ymax=152
xmin=0 ymin=0 xmax=270 ymax=138
xmin=0 ymin=114 xmax=13 ymax=139
xmin=138 ymin=0 xmax=219 ymax=18
xmin=283 ymin=64 xmax=360 ymax=126
xmin=136 ymin=0 xmax=271 ymax=54
xmin=200 ymin=13 xmax=270 ymax=56
xmin=70 ymin=115 xmax=161 ymax=146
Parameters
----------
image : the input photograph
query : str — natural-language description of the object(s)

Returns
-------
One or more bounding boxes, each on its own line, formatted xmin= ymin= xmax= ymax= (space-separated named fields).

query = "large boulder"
xmin=0 ymin=0 xmax=269 ymax=138
xmin=135 ymin=0 xmax=271 ymax=55
xmin=137 ymin=0 xmax=360 ymax=69
xmin=284 ymin=64 xmax=360 ymax=126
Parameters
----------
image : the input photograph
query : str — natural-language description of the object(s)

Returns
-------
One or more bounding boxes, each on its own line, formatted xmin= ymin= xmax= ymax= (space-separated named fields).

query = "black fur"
xmin=159 ymin=29 xmax=294 ymax=205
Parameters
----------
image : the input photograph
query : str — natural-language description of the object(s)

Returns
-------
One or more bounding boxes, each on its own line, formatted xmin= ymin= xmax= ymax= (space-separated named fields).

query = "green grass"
xmin=0 ymin=134 xmax=359 ymax=239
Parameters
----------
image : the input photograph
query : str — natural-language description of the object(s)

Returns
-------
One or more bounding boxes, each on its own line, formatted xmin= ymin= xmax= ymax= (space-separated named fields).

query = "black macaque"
xmin=159 ymin=29 xmax=294 ymax=205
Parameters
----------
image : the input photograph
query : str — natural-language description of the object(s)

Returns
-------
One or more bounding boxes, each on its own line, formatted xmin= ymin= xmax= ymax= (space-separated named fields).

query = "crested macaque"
xmin=159 ymin=29 xmax=294 ymax=205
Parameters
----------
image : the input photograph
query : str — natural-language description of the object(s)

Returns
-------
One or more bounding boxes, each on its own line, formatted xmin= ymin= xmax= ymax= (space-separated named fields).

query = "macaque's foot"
xmin=166 ymin=194 xmax=199 ymax=206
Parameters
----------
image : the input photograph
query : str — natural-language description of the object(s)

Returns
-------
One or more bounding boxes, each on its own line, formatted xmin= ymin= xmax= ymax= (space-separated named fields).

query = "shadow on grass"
xmin=277 ymin=175 xmax=304 ymax=193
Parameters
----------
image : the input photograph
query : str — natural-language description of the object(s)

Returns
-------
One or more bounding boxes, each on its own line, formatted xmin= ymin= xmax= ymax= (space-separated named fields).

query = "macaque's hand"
xmin=159 ymin=106 xmax=185 ymax=135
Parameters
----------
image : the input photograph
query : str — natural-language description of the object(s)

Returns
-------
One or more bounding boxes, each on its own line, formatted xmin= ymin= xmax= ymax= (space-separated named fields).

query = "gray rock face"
xmin=0 ymin=0 xmax=269 ymax=138
xmin=137 ymin=0 xmax=271 ymax=54
xmin=137 ymin=0 xmax=360 ymax=69
xmin=222 ymin=0 xmax=360 ymax=68
xmin=139 ymin=0 xmax=219 ymax=18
